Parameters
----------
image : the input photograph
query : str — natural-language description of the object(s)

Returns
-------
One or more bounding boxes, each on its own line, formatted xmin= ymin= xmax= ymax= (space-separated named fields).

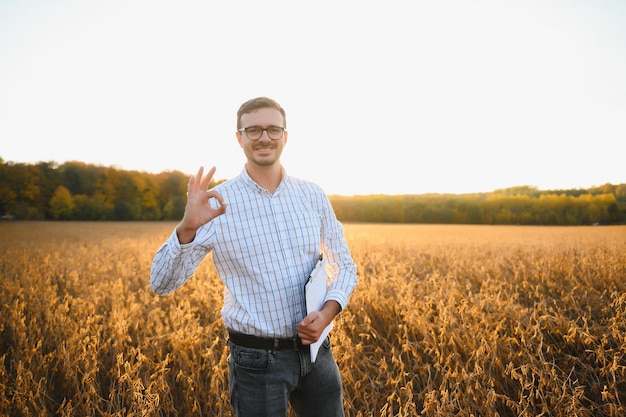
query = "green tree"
xmin=49 ymin=186 xmax=75 ymax=220
xmin=72 ymin=194 xmax=109 ymax=220
xmin=163 ymin=196 xmax=186 ymax=220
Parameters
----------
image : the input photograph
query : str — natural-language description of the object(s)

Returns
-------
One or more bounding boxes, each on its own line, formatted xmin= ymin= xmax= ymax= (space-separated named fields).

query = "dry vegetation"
xmin=1 ymin=222 xmax=625 ymax=416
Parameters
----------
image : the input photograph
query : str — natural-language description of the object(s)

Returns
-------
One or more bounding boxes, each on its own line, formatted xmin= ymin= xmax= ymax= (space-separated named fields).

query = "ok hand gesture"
xmin=176 ymin=166 xmax=227 ymax=244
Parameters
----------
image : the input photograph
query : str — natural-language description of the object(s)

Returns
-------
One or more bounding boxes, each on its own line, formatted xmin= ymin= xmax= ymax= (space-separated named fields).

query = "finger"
xmin=195 ymin=166 xmax=206 ymax=192
xmin=297 ymin=329 xmax=316 ymax=345
xmin=200 ymin=166 xmax=217 ymax=190
xmin=300 ymin=339 xmax=313 ymax=346
xmin=206 ymin=189 xmax=225 ymax=206
xmin=187 ymin=173 xmax=194 ymax=194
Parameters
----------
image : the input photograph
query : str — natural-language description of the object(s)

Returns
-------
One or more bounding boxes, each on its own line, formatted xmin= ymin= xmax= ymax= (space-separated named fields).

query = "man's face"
xmin=237 ymin=107 xmax=288 ymax=168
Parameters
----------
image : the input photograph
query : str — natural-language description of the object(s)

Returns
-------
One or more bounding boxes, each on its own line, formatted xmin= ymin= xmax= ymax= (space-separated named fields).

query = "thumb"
xmin=299 ymin=314 xmax=315 ymax=327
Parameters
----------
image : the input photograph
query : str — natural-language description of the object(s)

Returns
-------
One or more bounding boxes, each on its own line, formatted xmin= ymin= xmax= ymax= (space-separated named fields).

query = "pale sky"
xmin=1 ymin=0 xmax=625 ymax=196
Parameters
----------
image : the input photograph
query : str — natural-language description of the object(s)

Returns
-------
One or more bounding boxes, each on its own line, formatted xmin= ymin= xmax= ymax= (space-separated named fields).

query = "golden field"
xmin=1 ymin=222 xmax=625 ymax=416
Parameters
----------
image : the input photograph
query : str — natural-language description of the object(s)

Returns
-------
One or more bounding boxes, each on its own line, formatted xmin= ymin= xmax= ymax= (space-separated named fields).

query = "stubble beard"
xmin=249 ymin=144 xmax=281 ymax=167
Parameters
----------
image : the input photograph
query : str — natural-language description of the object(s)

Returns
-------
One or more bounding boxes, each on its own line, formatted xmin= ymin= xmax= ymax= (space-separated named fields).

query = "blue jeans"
xmin=227 ymin=337 xmax=344 ymax=417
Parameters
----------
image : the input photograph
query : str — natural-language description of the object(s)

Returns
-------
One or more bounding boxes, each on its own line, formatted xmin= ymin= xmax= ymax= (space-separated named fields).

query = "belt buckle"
xmin=292 ymin=338 xmax=299 ymax=350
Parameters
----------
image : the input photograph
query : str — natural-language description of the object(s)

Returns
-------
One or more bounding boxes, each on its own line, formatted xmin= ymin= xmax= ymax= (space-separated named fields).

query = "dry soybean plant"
xmin=0 ymin=222 xmax=624 ymax=416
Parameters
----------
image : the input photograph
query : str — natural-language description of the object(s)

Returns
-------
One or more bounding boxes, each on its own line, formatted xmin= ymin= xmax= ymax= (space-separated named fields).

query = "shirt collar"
xmin=239 ymin=166 xmax=289 ymax=194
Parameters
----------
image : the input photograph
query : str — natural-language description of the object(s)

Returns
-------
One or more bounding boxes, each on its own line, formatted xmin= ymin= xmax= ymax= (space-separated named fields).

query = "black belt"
xmin=228 ymin=330 xmax=306 ymax=351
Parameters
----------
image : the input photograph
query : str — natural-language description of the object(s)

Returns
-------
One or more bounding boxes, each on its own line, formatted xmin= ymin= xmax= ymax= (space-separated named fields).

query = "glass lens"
xmin=245 ymin=127 xmax=262 ymax=139
xmin=267 ymin=127 xmax=284 ymax=139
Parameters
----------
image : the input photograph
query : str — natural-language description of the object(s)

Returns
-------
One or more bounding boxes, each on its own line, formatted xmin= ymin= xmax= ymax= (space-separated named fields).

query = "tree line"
xmin=1 ymin=158 xmax=624 ymax=224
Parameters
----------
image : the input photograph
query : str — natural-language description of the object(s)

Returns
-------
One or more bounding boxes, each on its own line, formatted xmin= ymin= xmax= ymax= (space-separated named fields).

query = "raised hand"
xmin=176 ymin=166 xmax=227 ymax=243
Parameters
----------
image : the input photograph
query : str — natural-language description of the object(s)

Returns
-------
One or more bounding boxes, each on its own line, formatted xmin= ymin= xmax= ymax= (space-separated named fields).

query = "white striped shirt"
xmin=150 ymin=168 xmax=357 ymax=338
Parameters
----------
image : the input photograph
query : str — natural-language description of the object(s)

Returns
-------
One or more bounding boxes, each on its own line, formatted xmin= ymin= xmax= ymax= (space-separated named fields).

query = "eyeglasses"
xmin=238 ymin=126 xmax=285 ymax=141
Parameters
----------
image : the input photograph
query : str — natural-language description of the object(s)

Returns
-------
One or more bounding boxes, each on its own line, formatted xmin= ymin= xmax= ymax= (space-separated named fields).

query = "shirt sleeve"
xmin=319 ymin=194 xmax=358 ymax=311
xmin=149 ymin=227 xmax=211 ymax=295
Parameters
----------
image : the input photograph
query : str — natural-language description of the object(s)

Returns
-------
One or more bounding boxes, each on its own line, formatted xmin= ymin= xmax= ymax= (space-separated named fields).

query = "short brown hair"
xmin=236 ymin=97 xmax=287 ymax=130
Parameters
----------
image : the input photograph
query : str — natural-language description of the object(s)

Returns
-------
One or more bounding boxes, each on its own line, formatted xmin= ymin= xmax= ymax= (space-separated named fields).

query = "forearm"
xmin=324 ymin=250 xmax=358 ymax=311
xmin=321 ymin=205 xmax=358 ymax=310
xmin=321 ymin=300 xmax=342 ymax=323
xmin=150 ymin=230 xmax=206 ymax=294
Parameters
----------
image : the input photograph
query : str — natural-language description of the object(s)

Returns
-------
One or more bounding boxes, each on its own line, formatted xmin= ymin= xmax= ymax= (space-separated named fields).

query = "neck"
xmin=245 ymin=163 xmax=283 ymax=193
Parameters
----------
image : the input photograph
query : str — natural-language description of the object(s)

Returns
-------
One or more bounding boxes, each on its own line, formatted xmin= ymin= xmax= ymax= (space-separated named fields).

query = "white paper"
xmin=305 ymin=256 xmax=333 ymax=362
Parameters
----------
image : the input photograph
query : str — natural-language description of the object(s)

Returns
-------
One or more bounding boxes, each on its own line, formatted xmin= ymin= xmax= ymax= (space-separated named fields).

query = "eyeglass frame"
xmin=238 ymin=125 xmax=286 ymax=141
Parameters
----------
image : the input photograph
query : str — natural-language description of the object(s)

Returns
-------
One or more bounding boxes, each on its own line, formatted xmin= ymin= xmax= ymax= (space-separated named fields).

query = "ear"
xmin=236 ymin=131 xmax=243 ymax=147
xmin=283 ymin=130 xmax=288 ymax=145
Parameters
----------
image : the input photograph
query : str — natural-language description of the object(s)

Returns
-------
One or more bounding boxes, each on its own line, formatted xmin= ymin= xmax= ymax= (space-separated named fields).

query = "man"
xmin=150 ymin=96 xmax=358 ymax=417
